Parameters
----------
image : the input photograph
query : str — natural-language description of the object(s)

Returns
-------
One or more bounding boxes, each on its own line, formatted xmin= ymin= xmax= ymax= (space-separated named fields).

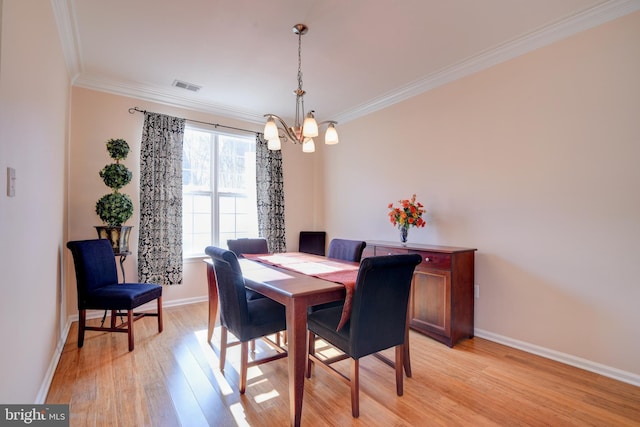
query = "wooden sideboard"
xmin=363 ymin=241 xmax=476 ymax=347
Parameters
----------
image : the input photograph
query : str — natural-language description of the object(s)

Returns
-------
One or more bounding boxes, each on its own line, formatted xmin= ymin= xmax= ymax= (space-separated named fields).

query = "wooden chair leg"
xmin=306 ymin=331 xmax=315 ymax=378
xmin=127 ymin=310 xmax=134 ymax=351
xmin=111 ymin=309 xmax=117 ymax=328
xmin=250 ymin=340 xmax=255 ymax=353
xmin=403 ymin=314 xmax=412 ymax=377
xmin=78 ymin=309 xmax=86 ymax=348
xmin=351 ymin=358 xmax=360 ymax=418
xmin=219 ymin=327 xmax=228 ymax=371
xmin=157 ymin=296 xmax=163 ymax=333
xmin=396 ymin=345 xmax=404 ymax=396
xmin=240 ymin=341 xmax=249 ymax=394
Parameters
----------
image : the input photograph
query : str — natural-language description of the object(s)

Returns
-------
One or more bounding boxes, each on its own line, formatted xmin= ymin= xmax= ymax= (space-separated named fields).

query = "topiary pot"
xmin=95 ymin=225 xmax=133 ymax=254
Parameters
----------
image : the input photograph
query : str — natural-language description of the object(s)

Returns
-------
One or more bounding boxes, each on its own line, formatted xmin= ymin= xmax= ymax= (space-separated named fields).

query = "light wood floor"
xmin=46 ymin=302 xmax=640 ymax=426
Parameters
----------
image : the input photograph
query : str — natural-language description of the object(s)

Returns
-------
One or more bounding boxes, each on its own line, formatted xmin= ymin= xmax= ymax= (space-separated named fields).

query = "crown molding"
xmin=56 ymin=0 xmax=640 ymax=125
xmin=73 ymin=75 xmax=265 ymax=124
xmin=334 ymin=0 xmax=640 ymax=124
xmin=51 ymin=0 xmax=81 ymax=80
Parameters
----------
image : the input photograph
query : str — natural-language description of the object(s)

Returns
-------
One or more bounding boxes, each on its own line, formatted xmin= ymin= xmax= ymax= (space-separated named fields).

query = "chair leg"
xmin=250 ymin=340 xmax=255 ymax=353
xmin=306 ymin=331 xmax=315 ymax=378
xmin=350 ymin=358 xmax=360 ymax=418
xmin=157 ymin=296 xmax=163 ymax=333
xmin=404 ymin=312 xmax=412 ymax=377
xmin=396 ymin=345 xmax=404 ymax=396
xmin=127 ymin=310 xmax=134 ymax=351
xmin=78 ymin=309 xmax=86 ymax=348
xmin=111 ymin=310 xmax=117 ymax=328
xmin=219 ymin=327 xmax=228 ymax=371
xmin=240 ymin=341 xmax=249 ymax=394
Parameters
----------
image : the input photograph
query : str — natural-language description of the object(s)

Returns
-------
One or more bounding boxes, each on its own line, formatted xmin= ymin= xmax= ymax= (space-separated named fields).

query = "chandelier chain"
xmin=297 ymin=31 xmax=303 ymax=93
xmin=263 ymin=23 xmax=339 ymax=152
xmin=295 ymin=31 xmax=305 ymax=128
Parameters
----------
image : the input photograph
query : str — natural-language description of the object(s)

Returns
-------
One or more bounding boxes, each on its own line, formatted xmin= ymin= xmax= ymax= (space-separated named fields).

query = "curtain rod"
xmin=128 ymin=107 xmax=262 ymax=137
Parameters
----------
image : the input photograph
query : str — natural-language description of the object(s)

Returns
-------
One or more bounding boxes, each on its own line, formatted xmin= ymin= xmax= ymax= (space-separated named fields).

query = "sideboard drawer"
xmin=374 ymin=246 xmax=409 ymax=256
xmin=412 ymin=251 xmax=452 ymax=271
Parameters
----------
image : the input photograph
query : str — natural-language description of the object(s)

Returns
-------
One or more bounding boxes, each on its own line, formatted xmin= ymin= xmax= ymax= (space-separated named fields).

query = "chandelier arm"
xmin=316 ymin=120 xmax=338 ymax=127
xmin=264 ymin=114 xmax=302 ymax=144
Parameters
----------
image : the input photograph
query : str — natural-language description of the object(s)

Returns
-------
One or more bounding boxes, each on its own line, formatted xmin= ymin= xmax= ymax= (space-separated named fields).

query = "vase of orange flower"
xmin=388 ymin=194 xmax=426 ymax=244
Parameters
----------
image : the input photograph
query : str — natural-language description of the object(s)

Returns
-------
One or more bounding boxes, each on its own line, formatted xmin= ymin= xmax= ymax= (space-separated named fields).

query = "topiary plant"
xmin=96 ymin=138 xmax=134 ymax=226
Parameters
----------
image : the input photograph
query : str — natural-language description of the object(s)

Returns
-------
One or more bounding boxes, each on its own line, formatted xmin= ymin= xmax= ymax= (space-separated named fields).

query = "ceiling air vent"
xmin=172 ymin=79 xmax=202 ymax=92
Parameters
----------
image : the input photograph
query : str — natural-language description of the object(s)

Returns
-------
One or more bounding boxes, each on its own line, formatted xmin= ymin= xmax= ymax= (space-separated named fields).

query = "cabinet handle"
xmin=424 ymin=257 xmax=431 ymax=263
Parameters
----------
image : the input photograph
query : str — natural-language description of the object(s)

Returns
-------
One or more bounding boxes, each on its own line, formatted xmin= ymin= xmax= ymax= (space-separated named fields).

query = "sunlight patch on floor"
xmin=254 ymin=388 xmax=280 ymax=403
xmin=194 ymin=328 xmax=234 ymax=396
xmin=229 ymin=402 xmax=250 ymax=427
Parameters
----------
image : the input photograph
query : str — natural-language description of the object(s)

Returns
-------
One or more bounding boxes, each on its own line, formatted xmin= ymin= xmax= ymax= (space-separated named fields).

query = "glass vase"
xmin=399 ymin=226 xmax=408 ymax=244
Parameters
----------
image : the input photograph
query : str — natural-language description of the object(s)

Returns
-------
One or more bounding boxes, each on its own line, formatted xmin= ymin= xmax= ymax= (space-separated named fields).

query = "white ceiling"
xmin=57 ymin=0 xmax=638 ymax=125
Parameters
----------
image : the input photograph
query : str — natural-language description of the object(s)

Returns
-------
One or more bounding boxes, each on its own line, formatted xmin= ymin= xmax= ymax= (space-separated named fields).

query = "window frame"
xmin=182 ymin=123 xmax=257 ymax=258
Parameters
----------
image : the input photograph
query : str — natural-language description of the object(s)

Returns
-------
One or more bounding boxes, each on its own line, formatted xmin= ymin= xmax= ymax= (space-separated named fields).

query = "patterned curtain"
xmin=256 ymin=135 xmax=286 ymax=253
xmin=138 ymin=112 xmax=185 ymax=285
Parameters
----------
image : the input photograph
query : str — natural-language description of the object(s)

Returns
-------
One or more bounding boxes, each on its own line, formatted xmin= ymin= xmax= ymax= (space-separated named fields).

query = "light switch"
xmin=7 ymin=167 xmax=16 ymax=197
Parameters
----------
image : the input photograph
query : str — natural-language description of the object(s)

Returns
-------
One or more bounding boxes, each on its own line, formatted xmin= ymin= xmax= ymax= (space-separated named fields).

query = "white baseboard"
xmin=35 ymin=318 xmax=72 ymax=404
xmin=475 ymin=329 xmax=640 ymax=387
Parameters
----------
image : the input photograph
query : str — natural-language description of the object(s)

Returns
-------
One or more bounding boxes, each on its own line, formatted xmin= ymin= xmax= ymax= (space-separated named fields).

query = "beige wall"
xmin=2 ymin=1 xmax=638 ymax=403
xmin=324 ymin=12 xmax=640 ymax=378
xmin=67 ymin=87 xmax=320 ymax=313
xmin=0 ymin=0 xmax=70 ymax=402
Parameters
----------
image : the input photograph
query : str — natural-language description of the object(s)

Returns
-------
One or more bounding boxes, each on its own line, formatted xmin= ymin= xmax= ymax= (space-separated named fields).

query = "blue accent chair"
xmin=66 ymin=239 xmax=163 ymax=351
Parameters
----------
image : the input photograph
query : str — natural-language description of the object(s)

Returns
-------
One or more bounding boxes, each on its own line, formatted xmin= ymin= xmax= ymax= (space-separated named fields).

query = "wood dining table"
xmin=204 ymin=252 xmax=359 ymax=427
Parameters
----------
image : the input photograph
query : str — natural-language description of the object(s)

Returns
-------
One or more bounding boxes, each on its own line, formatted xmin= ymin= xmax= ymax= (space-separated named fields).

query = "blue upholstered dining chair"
xmin=327 ymin=238 xmax=367 ymax=263
xmin=227 ymin=237 xmax=269 ymax=257
xmin=205 ymin=245 xmax=288 ymax=394
xmin=66 ymin=239 xmax=163 ymax=351
xmin=306 ymin=253 xmax=421 ymax=418
xmin=309 ymin=238 xmax=367 ymax=314
xmin=298 ymin=231 xmax=326 ymax=256
xmin=226 ymin=237 xmax=276 ymax=347
xmin=226 ymin=238 xmax=269 ymax=301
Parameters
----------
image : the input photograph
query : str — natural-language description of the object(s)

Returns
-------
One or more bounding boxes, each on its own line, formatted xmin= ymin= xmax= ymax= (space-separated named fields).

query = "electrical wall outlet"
xmin=474 ymin=285 xmax=479 ymax=299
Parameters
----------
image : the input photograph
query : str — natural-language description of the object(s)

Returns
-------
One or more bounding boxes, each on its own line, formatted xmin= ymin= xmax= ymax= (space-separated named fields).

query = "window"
xmin=182 ymin=125 xmax=257 ymax=257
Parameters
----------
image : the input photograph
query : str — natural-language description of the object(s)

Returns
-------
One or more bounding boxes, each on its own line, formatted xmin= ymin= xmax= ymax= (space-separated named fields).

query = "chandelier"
xmin=263 ymin=24 xmax=339 ymax=153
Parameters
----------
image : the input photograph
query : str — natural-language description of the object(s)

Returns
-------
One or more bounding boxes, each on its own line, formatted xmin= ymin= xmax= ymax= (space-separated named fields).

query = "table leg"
xmin=286 ymin=299 xmax=307 ymax=427
xmin=206 ymin=263 xmax=218 ymax=343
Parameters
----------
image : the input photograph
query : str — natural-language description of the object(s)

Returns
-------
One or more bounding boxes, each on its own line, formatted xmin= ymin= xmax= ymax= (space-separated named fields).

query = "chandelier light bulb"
xmin=324 ymin=123 xmax=339 ymax=145
xmin=302 ymin=113 xmax=319 ymax=138
xmin=267 ymin=138 xmax=281 ymax=150
xmin=264 ymin=117 xmax=279 ymax=140
xmin=302 ymin=138 xmax=315 ymax=153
